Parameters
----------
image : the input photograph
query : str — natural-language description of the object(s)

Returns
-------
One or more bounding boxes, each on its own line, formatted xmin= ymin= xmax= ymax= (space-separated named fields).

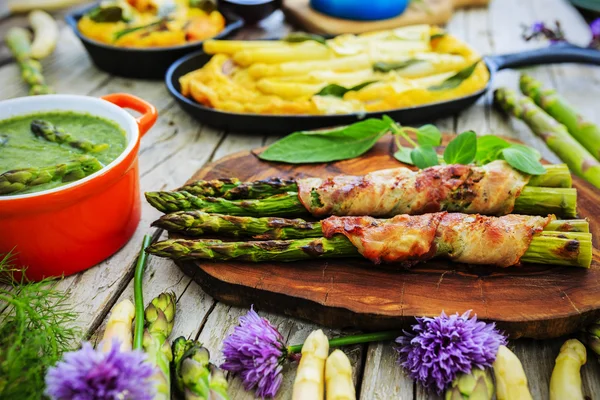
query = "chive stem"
xmin=287 ymin=330 xmax=401 ymax=354
xmin=133 ymin=234 xmax=152 ymax=350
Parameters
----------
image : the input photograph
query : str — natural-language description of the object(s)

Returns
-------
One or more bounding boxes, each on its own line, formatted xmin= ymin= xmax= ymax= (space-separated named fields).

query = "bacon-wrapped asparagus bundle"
xmin=146 ymin=161 xmax=577 ymax=218
xmin=153 ymin=210 xmax=589 ymax=239
xmin=147 ymin=213 xmax=592 ymax=268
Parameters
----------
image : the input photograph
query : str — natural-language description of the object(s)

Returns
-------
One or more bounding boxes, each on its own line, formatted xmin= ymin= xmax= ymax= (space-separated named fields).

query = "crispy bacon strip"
xmin=297 ymin=161 xmax=529 ymax=217
xmin=321 ymin=212 xmax=552 ymax=267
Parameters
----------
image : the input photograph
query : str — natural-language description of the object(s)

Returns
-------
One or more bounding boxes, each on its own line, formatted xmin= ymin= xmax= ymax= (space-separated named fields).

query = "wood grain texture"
xmin=175 ymin=134 xmax=600 ymax=339
xmin=283 ymin=0 xmax=487 ymax=35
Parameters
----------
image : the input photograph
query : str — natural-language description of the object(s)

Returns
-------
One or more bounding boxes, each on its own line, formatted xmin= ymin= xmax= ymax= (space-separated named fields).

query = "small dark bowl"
xmin=217 ymin=0 xmax=282 ymax=24
xmin=65 ymin=4 xmax=244 ymax=80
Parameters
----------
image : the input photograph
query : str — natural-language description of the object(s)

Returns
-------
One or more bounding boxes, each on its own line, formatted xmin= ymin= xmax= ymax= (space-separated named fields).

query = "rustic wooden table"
xmin=1 ymin=0 xmax=600 ymax=398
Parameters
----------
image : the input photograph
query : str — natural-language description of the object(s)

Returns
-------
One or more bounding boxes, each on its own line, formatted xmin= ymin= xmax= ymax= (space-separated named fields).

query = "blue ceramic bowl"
xmin=310 ymin=0 xmax=409 ymax=21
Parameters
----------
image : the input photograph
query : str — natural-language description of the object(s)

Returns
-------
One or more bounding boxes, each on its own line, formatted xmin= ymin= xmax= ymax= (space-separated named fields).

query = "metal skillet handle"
xmin=487 ymin=42 xmax=600 ymax=70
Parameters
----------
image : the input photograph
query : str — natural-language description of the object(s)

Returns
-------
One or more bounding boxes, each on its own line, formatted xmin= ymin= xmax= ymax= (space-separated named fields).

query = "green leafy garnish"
xmin=113 ymin=20 xmax=165 ymax=41
xmin=444 ymin=130 xmax=477 ymax=164
xmin=0 ymin=253 xmax=79 ymax=399
xmin=428 ymin=61 xmax=480 ymax=91
xmin=430 ymin=32 xmax=447 ymax=40
xmin=283 ymin=32 xmax=328 ymax=46
xmin=316 ymin=81 xmax=378 ymax=98
xmin=416 ymin=124 xmax=442 ymax=146
xmin=411 ymin=145 xmax=439 ymax=168
xmin=394 ymin=146 xmax=413 ymax=164
xmin=475 ymin=135 xmax=511 ymax=165
xmin=189 ymin=0 xmax=216 ymax=12
xmin=258 ymin=118 xmax=392 ymax=164
xmin=88 ymin=4 xmax=132 ymax=22
xmin=500 ymin=146 xmax=546 ymax=175
xmin=373 ymin=59 xmax=423 ymax=73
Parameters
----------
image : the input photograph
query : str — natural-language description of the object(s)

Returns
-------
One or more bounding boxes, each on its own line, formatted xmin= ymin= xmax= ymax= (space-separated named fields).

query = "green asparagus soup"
xmin=0 ymin=111 xmax=127 ymax=196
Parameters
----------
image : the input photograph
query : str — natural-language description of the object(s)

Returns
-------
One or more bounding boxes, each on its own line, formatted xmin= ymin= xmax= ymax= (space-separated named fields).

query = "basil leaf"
xmin=258 ymin=118 xmax=392 ymax=164
xmin=428 ymin=61 xmax=480 ymax=91
xmin=416 ymin=124 xmax=442 ymax=146
xmin=394 ymin=147 xmax=414 ymax=165
xmin=320 ymin=81 xmax=378 ymax=97
xmin=284 ymin=32 xmax=328 ymax=46
xmin=316 ymin=81 xmax=378 ymax=98
xmin=444 ymin=130 xmax=477 ymax=165
xmin=381 ymin=115 xmax=396 ymax=126
xmin=411 ymin=145 xmax=439 ymax=168
xmin=508 ymin=144 xmax=542 ymax=161
xmin=373 ymin=59 xmax=423 ymax=73
xmin=475 ymin=135 xmax=510 ymax=165
xmin=501 ymin=147 xmax=546 ymax=175
xmin=430 ymin=32 xmax=447 ymax=40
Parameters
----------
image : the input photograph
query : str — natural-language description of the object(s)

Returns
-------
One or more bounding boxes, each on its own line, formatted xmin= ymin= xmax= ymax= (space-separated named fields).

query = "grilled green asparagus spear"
xmin=145 ymin=186 xmax=577 ymax=218
xmin=153 ymin=211 xmax=589 ymax=239
xmin=0 ymin=155 xmax=103 ymax=195
xmin=495 ymin=88 xmax=600 ymax=189
xmin=143 ymin=292 xmax=176 ymax=400
xmin=31 ymin=120 xmax=109 ymax=153
xmin=147 ymin=231 xmax=592 ymax=268
xmin=445 ymin=368 xmax=494 ymax=400
xmin=172 ymin=337 xmax=230 ymax=400
xmin=178 ymin=164 xmax=571 ymax=200
xmin=179 ymin=177 xmax=298 ymax=199
xmin=521 ymin=74 xmax=600 ymax=161
xmin=5 ymin=27 xmax=53 ymax=95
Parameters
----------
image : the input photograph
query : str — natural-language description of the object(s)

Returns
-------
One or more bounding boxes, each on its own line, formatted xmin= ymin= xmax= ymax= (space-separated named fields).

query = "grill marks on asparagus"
xmin=147 ymin=213 xmax=592 ymax=268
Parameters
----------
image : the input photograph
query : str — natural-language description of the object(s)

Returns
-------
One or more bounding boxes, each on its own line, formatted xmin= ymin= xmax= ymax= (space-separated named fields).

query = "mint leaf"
xmin=444 ymin=130 xmax=477 ymax=164
xmin=416 ymin=124 xmax=442 ymax=146
xmin=394 ymin=147 xmax=414 ymax=165
xmin=316 ymin=81 xmax=378 ymax=98
xmin=258 ymin=118 xmax=392 ymax=164
xmin=428 ymin=61 xmax=480 ymax=91
xmin=411 ymin=145 xmax=439 ymax=168
xmin=501 ymin=147 xmax=546 ymax=175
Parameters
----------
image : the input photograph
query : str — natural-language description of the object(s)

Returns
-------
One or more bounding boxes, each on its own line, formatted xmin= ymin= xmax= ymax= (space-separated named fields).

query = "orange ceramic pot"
xmin=0 ymin=93 xmax=157 ymax=281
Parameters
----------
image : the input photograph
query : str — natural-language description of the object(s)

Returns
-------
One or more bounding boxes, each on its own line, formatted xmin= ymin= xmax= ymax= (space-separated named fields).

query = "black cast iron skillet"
xmin=166 ymin=43 xmax=600 ymax=134
xmin=65 ymin=4 xmax=244 ymax=80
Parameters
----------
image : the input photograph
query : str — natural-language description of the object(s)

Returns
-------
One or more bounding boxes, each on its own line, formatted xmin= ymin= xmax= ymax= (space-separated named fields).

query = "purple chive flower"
xmin=45 ymin=341 xmax=155 ymax=400
xmin=395 ymin=311 xmax=507 ymax=394
xmin=589 ymin=18 xmax=600 ymax=49
xmin=522 ymin=20 xmax=566 ymax=43
xmin=221 ymin=307 xmax=287 ymax=398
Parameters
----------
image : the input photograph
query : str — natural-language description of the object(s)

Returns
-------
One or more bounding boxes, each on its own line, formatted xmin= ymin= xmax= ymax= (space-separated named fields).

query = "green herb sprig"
xmin=316 ymin=81 xmax=378 ymax=98
xmin=259 ymin=115 xmax=546 ymax=175
xmin=283 ymin=32 xmax=328 ymax=46
xmin=0 ymin=253 xmax=79 ymax=399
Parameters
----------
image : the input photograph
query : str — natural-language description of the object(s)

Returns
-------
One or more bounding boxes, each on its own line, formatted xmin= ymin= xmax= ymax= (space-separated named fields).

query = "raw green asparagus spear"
xmin=172 ymin=336 xmax=230 ymax=400
xmin=5 ymin=27 xmax=53 ymax=95
xmin=153 ymin=210 xmax=588 ymax=239
xmin=521 ymin=74 xmax=600 ymax=160
xmin=445 ymin=368 xmax=494 ymax=400
xmin=143 ymin=292 xmax=176 ymax=400
xmin=145 ymin=186 xmax=577 ymax=218
xmin=31 ymin=120 xmax=109 ymax=153
xmin=179 ymin=164 xmax=571 ymax=201
xmin=494 ymin=88 xmax=600 ymax=189
xmin=179 ymin=177 xmax=297 ymax=199
xmin=0 ymin=155 xmax=103 ymax=195
xmin=147 ymin=231 xmax=592 ymax=268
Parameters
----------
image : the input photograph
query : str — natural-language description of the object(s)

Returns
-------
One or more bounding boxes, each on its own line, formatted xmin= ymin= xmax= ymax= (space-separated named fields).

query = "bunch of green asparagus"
xmin=495 ymin=75 xmax=600 ymax=189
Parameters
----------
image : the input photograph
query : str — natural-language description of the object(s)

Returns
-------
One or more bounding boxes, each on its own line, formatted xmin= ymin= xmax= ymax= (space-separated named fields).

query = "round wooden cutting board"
xmin=174 ymin=135 xmax=600 ymax=339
